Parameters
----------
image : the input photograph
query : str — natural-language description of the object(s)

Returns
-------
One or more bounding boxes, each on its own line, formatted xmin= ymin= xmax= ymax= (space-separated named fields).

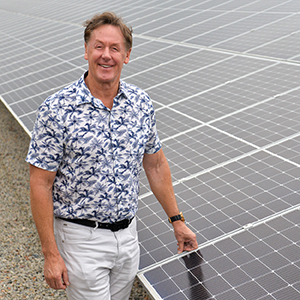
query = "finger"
xmin=62 ymin=269 xmax=70 ymax=287
xmin=54 ymin=279 xmax=68 ymax=290
xmin=177 ymin=241 xmax=184 ymax=254
xmin=183 ymin=244 xmax=194 ymax=252
xmin=46 ymin=275 xmax=67 ymax=290
xmin=183 ymin=240 xmax=198 ymax=252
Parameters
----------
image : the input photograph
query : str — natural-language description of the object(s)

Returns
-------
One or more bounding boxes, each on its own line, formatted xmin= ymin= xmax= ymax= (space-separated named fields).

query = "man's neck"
xmin=84 ymin=75 xmax=119 ymax=110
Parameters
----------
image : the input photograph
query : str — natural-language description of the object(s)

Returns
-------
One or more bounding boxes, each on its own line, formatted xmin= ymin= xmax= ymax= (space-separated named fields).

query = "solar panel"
xmin=140 ymin=208 xmax=300 ymax=299
xmin=1 ymin=0 xmax=300 ymax=299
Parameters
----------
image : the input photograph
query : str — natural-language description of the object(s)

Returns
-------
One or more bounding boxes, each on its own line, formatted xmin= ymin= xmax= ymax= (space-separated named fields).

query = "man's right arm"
xmin=29 ymin=164 xmax=69 ymax=290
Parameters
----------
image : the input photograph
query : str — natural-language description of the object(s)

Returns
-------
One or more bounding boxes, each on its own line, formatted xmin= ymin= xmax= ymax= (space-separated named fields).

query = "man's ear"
xmin=124 ymin=48 xmax=132 ymax=64
xmin=84 ymin=42 xmax=88 ymax=60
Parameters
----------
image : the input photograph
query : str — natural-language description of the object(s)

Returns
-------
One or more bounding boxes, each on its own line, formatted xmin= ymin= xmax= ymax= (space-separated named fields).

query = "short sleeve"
xmin=25 ymin=100 xmax=64 ymax=171
xmin=144 ymin=98 xmax=162 ymax=154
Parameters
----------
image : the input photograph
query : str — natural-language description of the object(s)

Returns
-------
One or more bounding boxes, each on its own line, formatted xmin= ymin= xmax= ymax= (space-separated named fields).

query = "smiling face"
xmin=84 ymin=24 xmax=131 ymax=91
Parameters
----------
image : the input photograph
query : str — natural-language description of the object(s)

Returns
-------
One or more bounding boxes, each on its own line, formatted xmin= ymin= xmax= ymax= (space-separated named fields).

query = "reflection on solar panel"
xmin=1 ymin=0 xmax=300 ymax=299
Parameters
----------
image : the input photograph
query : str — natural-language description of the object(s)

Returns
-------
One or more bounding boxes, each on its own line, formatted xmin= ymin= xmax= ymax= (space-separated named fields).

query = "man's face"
xmin=84 ymin=24 xmax=131 ymax=86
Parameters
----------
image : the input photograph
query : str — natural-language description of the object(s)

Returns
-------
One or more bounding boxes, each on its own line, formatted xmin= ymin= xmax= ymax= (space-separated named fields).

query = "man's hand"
xmin=29 ymin=165 xmax=69 ymax=290
xmin=44 ymin=254 xmax=70 ymax=290
xmin=172 ymin=221 xmax=198 ymax=254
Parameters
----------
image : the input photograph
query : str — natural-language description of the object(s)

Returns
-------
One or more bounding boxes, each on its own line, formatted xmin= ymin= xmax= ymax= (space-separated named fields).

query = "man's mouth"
xmin=99 ymin=64 xmax=112 ymax=68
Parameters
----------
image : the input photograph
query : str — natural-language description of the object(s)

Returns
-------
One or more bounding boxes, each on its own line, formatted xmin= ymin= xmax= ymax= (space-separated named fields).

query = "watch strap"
xmin=168 ymin=212 xmax=185 ymax=223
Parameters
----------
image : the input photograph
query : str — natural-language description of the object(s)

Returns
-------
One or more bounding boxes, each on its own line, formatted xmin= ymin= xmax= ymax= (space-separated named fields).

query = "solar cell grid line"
xmin=268 ymin=135 xmax=300 ymax=166
xmin=237 ymin=0 xmax=298 ymax=12
xmin=124 ymin=48 xmax=206 ymax=90
xmin=134 ymin=0 xmax=249 ymax=29
xmin=138 ymin=200 xmax=300 ymax=268
xmin=213 ymin=0 xmax=264 ymax=11
xmin=150 ymin=59 xmax=275 ymax=109
xmin=159 ymin=59 xmax=299 ymax=115
xmin=139 ymin=208 xmax=300 ymax=299
xmin=213 ymin=14 xmax=300 ymax=53
xmin=133 ymin=61 xmax=300 ymax=264
xmin=1 ymin=65 xmax=83 ymax=102
xmin=150 ymin=84 xmax=300 ymax=156
xmin=1 ymin=2 xmax=298 ymax=116
xmin=0 ymin=33 xmax=83 ymax=74
xmin=0 ymin=13 xmax=62 ymax=38
xmin=245 ymin=27 xmax=300 ymax=57
xmin=155 ymin=79 xmax=298 ymax=139
xmin=92 ymin=0 xmax=171 ymax=19
xmin=135 ymin=0 xmax=293 ymax=43
xmin=208 ymin=86 xmax=300 ymax=141
xmin=143 ymin=56 xmax=299 ymax=110
xmin=209 ymin=8 xmax=297 ymax=43
xmin=132 ymin=8 xmax=210 ymax=35
xmin=1 ymin=58 xmax=83 ymax=92
xmin=20 ymin=0 xmax=170 ymax=23
xmin=134 ymin=10 xmax=249 ymax=40
xmin=120 ymin=4 xmax=180 ymax=25
xmin=137 ymin=136 xmax=300 ymax=268
xmin=249 ymin=33 xmax=300 ymax=62
xmin=0 ymin=26 xmax=83 ymax=63
xmin=18 ymin=1 xmax=85 ymax=21
xmin=157 ymin=130 xmax=300 ymax=194
xmin=192 ymin=12 xmax=293 ymax=50
xmin=124 ymin=45 xmax=233 ymax=80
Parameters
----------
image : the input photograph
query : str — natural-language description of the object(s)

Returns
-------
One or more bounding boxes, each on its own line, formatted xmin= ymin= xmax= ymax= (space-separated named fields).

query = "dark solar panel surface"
xmin=1 ymin=1 xmax=300 ymax=299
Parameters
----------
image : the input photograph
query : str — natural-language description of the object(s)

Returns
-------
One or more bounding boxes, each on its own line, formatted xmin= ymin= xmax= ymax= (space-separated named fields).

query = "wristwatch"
xmin=168 ymin=212 xmax=185 ymax=223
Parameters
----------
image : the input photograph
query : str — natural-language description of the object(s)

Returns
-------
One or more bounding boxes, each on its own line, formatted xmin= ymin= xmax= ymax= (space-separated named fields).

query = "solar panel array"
xmin=1 ymin=1 xmax=300 ymax=299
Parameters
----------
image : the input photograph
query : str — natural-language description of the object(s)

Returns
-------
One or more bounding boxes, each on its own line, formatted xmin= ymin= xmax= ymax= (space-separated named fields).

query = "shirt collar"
xmin=118 ymin=80 xmax=130 ymax=100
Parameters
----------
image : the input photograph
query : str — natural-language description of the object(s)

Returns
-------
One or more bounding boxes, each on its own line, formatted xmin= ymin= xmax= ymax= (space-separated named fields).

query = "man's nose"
xmin=102 ymin=47 xmax=111 ymax=59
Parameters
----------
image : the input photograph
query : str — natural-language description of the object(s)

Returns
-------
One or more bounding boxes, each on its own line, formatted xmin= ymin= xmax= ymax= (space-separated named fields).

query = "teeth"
xmin=101 ymin=64 xmax=111 ymax=68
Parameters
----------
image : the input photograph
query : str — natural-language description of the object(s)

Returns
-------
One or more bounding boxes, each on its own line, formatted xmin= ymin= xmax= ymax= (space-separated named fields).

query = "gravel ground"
xmin=0 ymin=100 xmax=151 ymax=299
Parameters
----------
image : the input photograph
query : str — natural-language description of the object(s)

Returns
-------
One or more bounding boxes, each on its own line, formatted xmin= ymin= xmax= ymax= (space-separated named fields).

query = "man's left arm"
xmin=143 ymin=149 xmax=198 ymax=253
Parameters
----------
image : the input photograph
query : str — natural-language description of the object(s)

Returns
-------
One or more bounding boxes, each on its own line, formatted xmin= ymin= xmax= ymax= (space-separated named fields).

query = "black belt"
xmin=59 ymin=217 xmax=133 ymax=232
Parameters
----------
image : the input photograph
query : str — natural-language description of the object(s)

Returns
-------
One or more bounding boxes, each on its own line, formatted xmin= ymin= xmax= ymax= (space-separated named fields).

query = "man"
xmin=26 ymin=11 xmax=198 ymax=300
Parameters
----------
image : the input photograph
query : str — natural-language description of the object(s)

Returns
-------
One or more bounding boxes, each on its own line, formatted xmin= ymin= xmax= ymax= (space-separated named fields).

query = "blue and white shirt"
xmin=26 ymin=72 xmax=161 ymax=223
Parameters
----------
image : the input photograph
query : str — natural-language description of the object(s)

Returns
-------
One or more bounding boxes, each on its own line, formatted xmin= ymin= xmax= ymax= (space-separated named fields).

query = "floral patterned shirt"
xmin=26 ymin=72 xmax=161 ymax=223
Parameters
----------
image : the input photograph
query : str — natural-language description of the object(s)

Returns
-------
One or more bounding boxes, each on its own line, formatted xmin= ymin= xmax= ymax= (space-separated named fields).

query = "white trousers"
xmin=54 ymin=217 xmax=140 ymax=300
